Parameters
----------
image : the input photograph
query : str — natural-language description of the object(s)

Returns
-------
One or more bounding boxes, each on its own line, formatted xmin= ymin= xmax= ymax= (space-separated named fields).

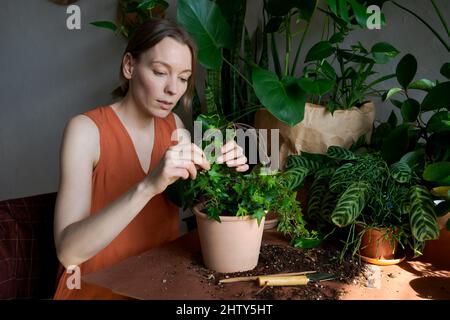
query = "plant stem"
xmin=222 ymin=55 xmax=253 ymax=88
xmin=430 ymin=0 xmax=450 ymax=38
xmin=284 ymin=15 xmax=292 ymax=76
xmin=290 ymin=21 xmax=311 ymax=76
xmin=392 ymin=1 xmax=450 ymax=52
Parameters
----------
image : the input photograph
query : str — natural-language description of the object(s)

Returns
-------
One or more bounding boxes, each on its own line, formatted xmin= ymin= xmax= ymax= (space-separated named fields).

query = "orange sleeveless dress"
xmin=53 ymin=105 xmax=180 ymax=299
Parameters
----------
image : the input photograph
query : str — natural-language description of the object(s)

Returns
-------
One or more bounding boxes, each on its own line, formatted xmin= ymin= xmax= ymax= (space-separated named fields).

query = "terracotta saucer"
xmin=358 ymin=254 xmax=406 ymax=266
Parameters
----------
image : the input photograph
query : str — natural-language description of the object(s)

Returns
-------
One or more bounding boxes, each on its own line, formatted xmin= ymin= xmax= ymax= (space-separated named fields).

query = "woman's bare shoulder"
xmin=62 ymin=114 xmax=100 ymax=165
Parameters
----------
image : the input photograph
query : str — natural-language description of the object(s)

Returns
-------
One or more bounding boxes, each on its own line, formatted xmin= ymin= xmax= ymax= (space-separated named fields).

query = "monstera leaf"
xmin=252 ymin=67 xmax=306 ymax=126
xmin=177 ymin=0 xmax=232 ymax=70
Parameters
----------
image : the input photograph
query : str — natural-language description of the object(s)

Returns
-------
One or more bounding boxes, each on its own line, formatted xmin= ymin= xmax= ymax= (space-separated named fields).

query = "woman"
xmin=53 ymin=19 xmax=248 ymax=299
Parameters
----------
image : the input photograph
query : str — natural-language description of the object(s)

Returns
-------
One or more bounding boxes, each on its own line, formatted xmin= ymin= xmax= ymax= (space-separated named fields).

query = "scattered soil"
xmin=190 ymin=242 xmax=366 ymax=300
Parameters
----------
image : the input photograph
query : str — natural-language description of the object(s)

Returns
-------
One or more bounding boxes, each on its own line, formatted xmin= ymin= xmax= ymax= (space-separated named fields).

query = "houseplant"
xmin=285 ymin=145 xmax=440 ymax=261
xmin=90 ymin=0 xmax=168 ymax=39
xmin=167 ymin=114 xmax=318 ymax=272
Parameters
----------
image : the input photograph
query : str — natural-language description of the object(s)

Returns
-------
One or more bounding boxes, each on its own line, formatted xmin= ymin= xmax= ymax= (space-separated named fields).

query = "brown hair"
xmin=112 ymin=18 xmax=197 ymax=111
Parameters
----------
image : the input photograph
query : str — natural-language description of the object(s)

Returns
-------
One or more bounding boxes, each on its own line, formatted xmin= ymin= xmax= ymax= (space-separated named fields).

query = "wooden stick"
xmin=219 ymin=271 xmax=316 ymax=284
xmin=258 ymin=275 xmax=309 ymax=286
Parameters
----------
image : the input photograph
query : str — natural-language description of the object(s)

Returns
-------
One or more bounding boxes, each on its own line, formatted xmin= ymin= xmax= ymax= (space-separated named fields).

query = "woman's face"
xmin=126 ymin=37 xmax=192 ymax=118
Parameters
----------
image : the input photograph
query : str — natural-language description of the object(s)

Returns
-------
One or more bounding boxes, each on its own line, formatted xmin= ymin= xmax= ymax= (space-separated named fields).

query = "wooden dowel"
xmin=219 ymin=270 xmax=316 ymax=284
xmin=258 ymin=275 xmax=309 ymax=286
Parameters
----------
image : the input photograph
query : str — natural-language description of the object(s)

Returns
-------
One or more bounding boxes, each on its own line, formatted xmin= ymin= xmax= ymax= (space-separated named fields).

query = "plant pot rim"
xmin=193 ymin=204 xmax=265 ymax=222
xmin=356 ymin=224 xmax=400 ymax=233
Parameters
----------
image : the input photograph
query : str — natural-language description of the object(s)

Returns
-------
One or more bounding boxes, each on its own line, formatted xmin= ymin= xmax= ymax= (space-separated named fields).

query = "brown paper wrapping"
xmin=254 ymin=102 xmax=375 ymax=169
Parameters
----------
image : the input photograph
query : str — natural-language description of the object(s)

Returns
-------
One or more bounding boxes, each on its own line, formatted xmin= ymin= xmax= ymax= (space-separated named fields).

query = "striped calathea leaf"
xmin=307 ymin=177 xmax=328 ymax=221
xmin=327 ymin=146 xmax=357 ymax=161
xmin=409 ymin=185 xmax=440 ymax=242
xmin=282 ymin=166 xmax=309 ymax=190
xmin=390 ymin=161 xmax=412 ymax=183
xmin=331 ymin=181 xmax=370 ymax=227
xmin=285 ymin=155 xmax=320 ymax=172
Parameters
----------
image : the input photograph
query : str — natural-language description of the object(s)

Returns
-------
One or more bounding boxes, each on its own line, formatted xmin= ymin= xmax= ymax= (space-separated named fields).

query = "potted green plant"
xmin=167 ymin=114 xmax=317 ymax=273
xmin=91 ymin=0 xmax=168 ymax=39
xmin=285 ymin=145 xmax=440 ymax=261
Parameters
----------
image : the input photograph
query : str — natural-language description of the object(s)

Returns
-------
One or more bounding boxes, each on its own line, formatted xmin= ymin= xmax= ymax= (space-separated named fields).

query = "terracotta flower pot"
xmin=359 ymin=226 xmax=398 ymax=260
xmin=193 ymin=204 xmax=265 ymax=273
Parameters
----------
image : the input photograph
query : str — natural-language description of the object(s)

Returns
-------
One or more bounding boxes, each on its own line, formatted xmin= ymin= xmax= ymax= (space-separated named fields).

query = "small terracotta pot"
xmin=358 ymin=226 xmax=398 ymax=260
xmin=193 ymin=204 xmax=265 ymax=273
xmin=264 ymin=211 xmax=278 ymax=230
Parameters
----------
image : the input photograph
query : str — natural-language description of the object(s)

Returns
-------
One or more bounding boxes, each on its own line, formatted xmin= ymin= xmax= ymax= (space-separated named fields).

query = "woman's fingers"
xmin=235 ymin=164 xmax=249 ymax=172
xmin=168 ymin=143 xmax=210 ymax=170
xmin=217 ymin=141 xmax=244 ymax=164
xmin=224 ymin=156 xmax=247 ymax=167
xmin=169 ymin=159 xmax=198 ymax=179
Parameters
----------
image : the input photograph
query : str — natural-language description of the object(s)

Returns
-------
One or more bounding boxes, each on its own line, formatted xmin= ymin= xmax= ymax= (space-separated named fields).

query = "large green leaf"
xmin=294 ymin=237 xmax=323 ymax=248
xmin=387 ymin=110 xmax=397 ymax=128
xmin=297 ymin=0 xmax=318 ymax=21
xmin=423 ymin=162 xmax=450 ymax=185
xmin=396 ymin=54 xmax=417 ymax=89
xmin=177 ymin=0 xmax=232 ymax=70
xmin=331 ymin=182 xmax=369 ymax=227
xmin=321 ymin=60 xmax=337 ymax=80
xmin=329 ymin=163 xmax=354 ymax=193
xmin=308 ymin=178 xmax=328 ymax=220
xmin=408 ymin=79 xmax=436 ymax=92
xmin=371 ymin=42 xmax=399 ymax=64
xmin=427 ymin=132 xmax=450 ymax=162
xmin=421 ymin=81 xmax=450 ymax=111
xmin=399 ymin=149 xmax=425 ymax=173
xmin=409 ymin=186 xmax=440 ymax=242
xmin=400 ymin=98 xmax=421 ymax=123
xmin=390 ymin=162 xmax=412 ymax=183
xmin=427 ymin=111 xmax=450 ymax=134
xmin=383 ymin=88 xmax=403 ymax=101
xmin=252 ymin=67 xmax=306 ymax=126
xmin=285 ymin=155 xmax=320 ymax=172
xmin=283 ymin=167 xmax=309 ymax=190
xmin=327 ymin=146 xmax=356 ymax=160
xmin=305 ymin=41 xmax=335 ymax=63
xmin=215 ymin=0 xmax=244 ymax=23
xmin=348 ymin=0 xmax=369 ymax=28
xmin=90 ymin=21 xmax=117 ymax=32
xmin=336 ymin=49 xmax=375 ymax=64
xmin=297 ymin=77 xmax=334 ymax=96
xmin=441 ymin=63 xmax=450 ymax=79
xmin=381 ymin=124 xmax=410 ymax=164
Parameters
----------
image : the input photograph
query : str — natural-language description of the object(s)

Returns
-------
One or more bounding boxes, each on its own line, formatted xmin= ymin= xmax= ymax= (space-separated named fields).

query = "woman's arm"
xmin=54 ymin=115 xmax=209 ymax=268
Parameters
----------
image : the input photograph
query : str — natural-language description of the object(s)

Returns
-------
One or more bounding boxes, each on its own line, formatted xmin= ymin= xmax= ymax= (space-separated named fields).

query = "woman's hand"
xmin=145 ymin=142 xmax=210 ymax=195
xmin=216 ymin=140 xmax=249 ymax=172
